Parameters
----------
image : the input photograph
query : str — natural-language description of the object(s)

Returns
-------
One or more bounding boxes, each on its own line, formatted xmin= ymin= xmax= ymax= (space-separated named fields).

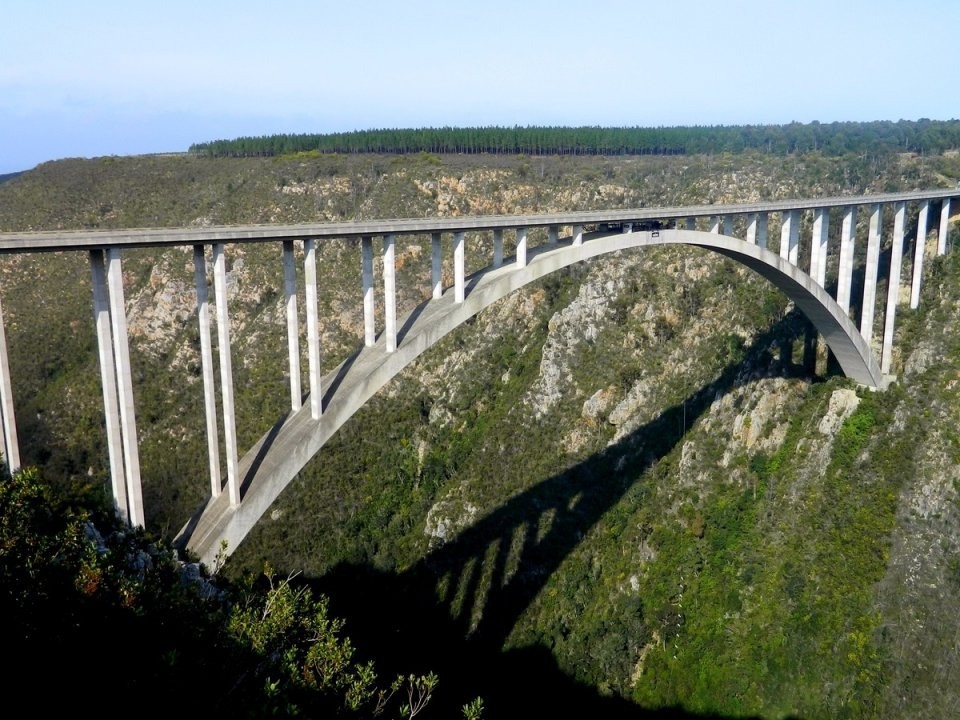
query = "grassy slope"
xmin=0 ymin=150 xmax=958 ymax=718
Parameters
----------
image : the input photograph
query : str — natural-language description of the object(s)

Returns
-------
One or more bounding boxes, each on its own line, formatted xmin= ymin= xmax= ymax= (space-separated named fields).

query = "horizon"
xmin=3 ymin=0 xmax=958 ymax=174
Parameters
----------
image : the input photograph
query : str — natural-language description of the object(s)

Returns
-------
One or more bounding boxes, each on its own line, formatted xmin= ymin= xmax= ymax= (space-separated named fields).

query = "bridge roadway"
xmin=0 ymin=188 xmax=955 ymax=567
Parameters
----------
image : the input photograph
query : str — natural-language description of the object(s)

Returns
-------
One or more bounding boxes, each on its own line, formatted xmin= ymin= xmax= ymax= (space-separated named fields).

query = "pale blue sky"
xmin=2 ymin=0 xmax=958 ymax=174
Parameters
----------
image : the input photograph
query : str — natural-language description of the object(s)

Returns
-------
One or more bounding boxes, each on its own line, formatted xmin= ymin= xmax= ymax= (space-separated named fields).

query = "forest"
xmin=189 ymin=119 xmax=960 ymax=160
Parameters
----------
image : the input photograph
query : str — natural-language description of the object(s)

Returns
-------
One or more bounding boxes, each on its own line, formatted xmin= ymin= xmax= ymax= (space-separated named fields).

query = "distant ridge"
xmin=190 ymin=119 xmax=960 ymax=159
xmin=0 ymin=171 xmax=24 ymax=185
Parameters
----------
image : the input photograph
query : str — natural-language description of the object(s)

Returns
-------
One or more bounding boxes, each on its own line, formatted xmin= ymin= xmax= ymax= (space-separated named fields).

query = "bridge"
xmin=0 ymin=188 xmax=955 ymax=568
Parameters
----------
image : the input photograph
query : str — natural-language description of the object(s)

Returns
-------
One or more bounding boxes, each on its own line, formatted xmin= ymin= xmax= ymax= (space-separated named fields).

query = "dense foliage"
xmin=0 ymin=465 xmax=462 ymax=718
xmin=189 ymin=119 xmax=960 ymax=159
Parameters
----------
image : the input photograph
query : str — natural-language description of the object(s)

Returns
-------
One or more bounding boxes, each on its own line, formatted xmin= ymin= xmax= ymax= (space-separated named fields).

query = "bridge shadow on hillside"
xmin=306 ymin=310 xmax=818 ymax=720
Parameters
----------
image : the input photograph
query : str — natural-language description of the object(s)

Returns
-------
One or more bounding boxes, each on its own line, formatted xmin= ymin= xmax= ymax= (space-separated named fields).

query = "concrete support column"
xmin=860 ymin=204 xmax=883 ymax=345
xmin=454 ymin=231 xmax=465 ymax=303
xmin=938 ymin=198 xmax=951 ymax=256
xmin=212 ymin=243 xmax=240 ymax=507
xmin=193 ymin=245 xmax=221 ymax=498
xmin=881 ymin=202 xmax=907 ymax=374
xmin=686 ymin=217 xmax=697 ymax=231
xmin=837 ymin=206 xmax=857 ymax=314
xmin=104 ymin=248 xmax=144 ymax=526
xmin=572 ymin=224 xmax=583 ymax=246
xmin=282 ymin=241 xmax=301 ymax=411
xmin=362 ymin=236 xmax=376 ymax=345
xmin=383 ymin=234 xmax=397 ymax=351
xmin=910 ymin=201 xmax=930 ymax=309
xmin=746 ymin=214 xmax=758 ymax=245
xmin=431 ymin=232 xmax=442 ymax=299
xmin=810 ymin=208 xmax=829 ymax=287
xmin=548 ymin=224 xmax=558 ymax=245
xmin=304 ymin=239 xmax=322 ymax=420
xmin=493 ymin=229 xmax=504 ymax=267
xmin=0 ymin=292 xmax=19 ymax=475
xmin=780 ymin=210 xmax=800 ymax=265
xmin=516 ymin=227 xmax=528 ymax=268
xmin=90 ymin=250 xmax=128 ymax=522
xmin=723 ymin=215 xmax=733 ymax=236
xmin=756 ymin=213 xmax=768 ymax=249
xmin=710 ymin=216 xmax=721 ymax=234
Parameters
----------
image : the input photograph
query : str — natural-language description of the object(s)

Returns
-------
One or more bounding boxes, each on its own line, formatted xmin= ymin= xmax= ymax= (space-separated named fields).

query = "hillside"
xmin=0 ymin=149 xmax=958 ymax=718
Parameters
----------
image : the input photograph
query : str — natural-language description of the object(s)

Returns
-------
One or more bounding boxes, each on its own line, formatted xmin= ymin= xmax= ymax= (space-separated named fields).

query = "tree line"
xmin=189 ymin=119 xmax=960 ymax=159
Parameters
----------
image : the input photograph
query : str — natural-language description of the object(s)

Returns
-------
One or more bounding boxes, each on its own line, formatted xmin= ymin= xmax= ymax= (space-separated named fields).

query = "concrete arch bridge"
xmin=0 ymin=188 xmax=955 ymax=567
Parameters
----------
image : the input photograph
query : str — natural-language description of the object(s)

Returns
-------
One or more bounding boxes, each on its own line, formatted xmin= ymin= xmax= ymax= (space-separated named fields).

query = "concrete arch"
xmin=177 ymin=229 xmax=882 ymax=567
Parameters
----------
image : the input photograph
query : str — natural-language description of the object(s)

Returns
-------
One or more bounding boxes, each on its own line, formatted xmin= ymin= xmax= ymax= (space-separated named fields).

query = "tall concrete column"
xmin=685 ymin=217 xmax=697 ymax=231
xmin=910 ymin=201 xmax=930 ymax=309
xmin=836 ymin=206 xmax=857 ymax=314
xmin=105 ymin=248 xmax=144 ymax=527
xmin=212 ymin=243 xmax=240 ymax=507
xmin=362 ymin=236 xmax=376 ymax=345
xmin=881 ymin=202 xmax=907 ymax=374
xmin=493 ymin=229 xmax=504 ymax=267
xmin=938 ymin=198 xmax=951 ymax=256
xmin=89 ymin=250 xmax=128 ymax=522
xmin=193 ymin=245 xmax=221 ymax=498
xmin=572 ymin=224 xmax=583 ymax=246
xmin=431 ymin=232 xmax=442 ymax=299
xmin=282 ymin=241 xmax=301 ymax=411
xmin=756 ymin=212 xmax=768 ymax=249
xmin=0 ymin=292 xmax=19 ymax=475
xmin=383 ymin=234 xmax=397 ymax=352
xmin=860 ymin=204 xmax=883 ymax=345
xmin=780 ymin=210 xmax=799 ymax=265
xmin=454 ymin=231 xmax=465 ymax=303
xmin=746 ymin=214 xmax=758 ymax=244
xmin=516 ymin=227 xmax=528 ymax=268
xmin=548 ymin=224 xmax=558 ymax=245
xmin=710 ymin=216 xmax=721 ymax=234
xmin=304 ymin=239 xmax=322 ymax=420
xmin=723 ymin=215 xmax=733 ymax=236
xmin=810 ymin=208 xmax=829 ymax=287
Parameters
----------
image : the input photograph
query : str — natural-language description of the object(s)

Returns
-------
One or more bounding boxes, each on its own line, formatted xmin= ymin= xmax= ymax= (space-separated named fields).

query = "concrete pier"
xmin=810 ymin=208 xmax=829 ymax=287
xmin=0 ymin=292 xmax=19 ymax=475
xmin=362 ymin=236 xmax=376 ymax=345
xmin=90 ymin=250 xmax=129 ymax=521
xmin=105 ymin=249 xmax=145 ymax=527
xmin=213 ymin=243 xmax=240 ymax=507
xmin=304 ymin=239 xmax=322 ymax=420
xmin=881 ymin=202 xmax=907 ymax=374
xmin=779 ymin=210 xmax=800 ymax=265
xmin=282 ymin=241 xmax=301 ymax=410
xmin=431 ymin=232 xmax=442 ymax=299
xmin=746 ymin=214 xmax=758 ymax=245
xmin=548 ymin=225 xmax=558 ymax=245
xmin=193 ymin=246 xmax=222 ymax=498
xmin=938 ymin=199 xmax=952 ymax=255
xmin=493 ymin=229 xmax=504 ymax=267
xmin=910 ymin=201 xmax=930 ymax=309
xmin=454 ymin=231 xmax=465 ymax=303
xmin=384 ymin=234 xmax=397 ymax=351
xmin=572 ymin=224 xmax=583 ymax=246
xmin=837 ymin=206 xmax=857 ymax=314
xmin=860 ymin=205 xmax=883 ymax=345
xmin=710 ymin=216 xmax=721 ymax=234
xmin=516 ymin=227 xmax=528 ymax=268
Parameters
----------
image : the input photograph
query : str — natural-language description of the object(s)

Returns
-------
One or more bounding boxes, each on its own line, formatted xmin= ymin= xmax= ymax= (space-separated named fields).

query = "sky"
xmin=2 ymin=0 xmax=958 ymax=174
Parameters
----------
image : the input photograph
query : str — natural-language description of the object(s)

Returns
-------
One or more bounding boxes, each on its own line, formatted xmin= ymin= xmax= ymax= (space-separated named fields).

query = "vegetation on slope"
xmin=1 ymin=148 xmax=959 ymax=718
